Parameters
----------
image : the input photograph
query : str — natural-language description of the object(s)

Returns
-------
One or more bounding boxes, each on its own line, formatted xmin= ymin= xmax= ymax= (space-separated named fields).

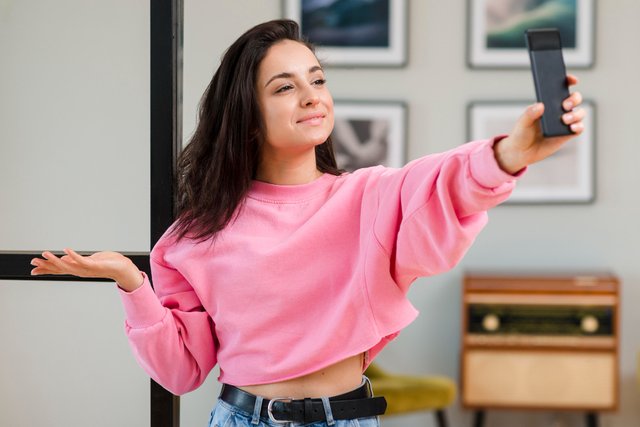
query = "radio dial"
xmin=581 ymin=315 xmax=599 ymax=333
xmin=482 ymin=314 xmax=500 ymax=332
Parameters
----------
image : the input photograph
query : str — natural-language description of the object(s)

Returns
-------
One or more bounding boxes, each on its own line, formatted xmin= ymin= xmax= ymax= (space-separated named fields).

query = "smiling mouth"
xmin=297 ymin=114 xmax=325 ymax=124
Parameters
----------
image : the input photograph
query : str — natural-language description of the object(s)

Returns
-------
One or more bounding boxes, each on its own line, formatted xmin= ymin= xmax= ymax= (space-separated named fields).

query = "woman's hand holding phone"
xmin=493 ymin=74 xmax=585 ymax=175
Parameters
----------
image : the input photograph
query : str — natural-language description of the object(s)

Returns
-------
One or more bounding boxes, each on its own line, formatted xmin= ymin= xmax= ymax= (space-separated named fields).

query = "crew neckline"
xmin=248 ymin=173 xmax=337 ymax=202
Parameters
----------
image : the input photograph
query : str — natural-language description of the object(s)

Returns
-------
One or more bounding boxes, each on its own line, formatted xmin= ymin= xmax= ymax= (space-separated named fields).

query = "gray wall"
xmin=2 ymin=1 xmax=639 ymax=426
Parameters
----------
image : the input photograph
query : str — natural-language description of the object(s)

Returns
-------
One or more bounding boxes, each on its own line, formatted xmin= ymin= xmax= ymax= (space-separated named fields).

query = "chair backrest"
xmin=364 ymin=362 xmax=387 ymax=379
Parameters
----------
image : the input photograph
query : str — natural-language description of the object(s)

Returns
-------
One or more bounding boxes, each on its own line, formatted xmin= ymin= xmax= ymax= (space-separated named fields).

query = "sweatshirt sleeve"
xmin=371 ymin=137 xmax=522 ymax=291
xmin=118 ymin=253 xmax=217 ymax=395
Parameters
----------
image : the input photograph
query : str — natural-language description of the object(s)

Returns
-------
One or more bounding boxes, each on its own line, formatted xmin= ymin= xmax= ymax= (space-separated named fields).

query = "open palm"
xmin=31 ymin=249 xmax=143 ymax=291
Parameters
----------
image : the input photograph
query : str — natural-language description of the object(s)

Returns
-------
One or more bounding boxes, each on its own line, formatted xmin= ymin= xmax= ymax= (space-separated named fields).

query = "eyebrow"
xmin=264 ymin=65 xmax=324 ymax=88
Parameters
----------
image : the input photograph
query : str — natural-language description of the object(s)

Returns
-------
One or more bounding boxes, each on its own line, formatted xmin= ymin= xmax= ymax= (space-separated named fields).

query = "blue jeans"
xmin=207 ymin=395 xmax=380 ymax=427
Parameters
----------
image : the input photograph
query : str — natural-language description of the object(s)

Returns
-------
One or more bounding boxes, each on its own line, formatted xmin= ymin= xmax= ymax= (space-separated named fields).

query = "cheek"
xmin=324 ymin=96 xmax=334 ymax=124
xmin=262 ymin=106 xmax=286 ymax=136
xmin=324 ymin=103 xmax=335 ymax=131
xmin=326 ymin=112 xmax=335 ymax=132
xmin=324 ymin=92 xmax=334 ymax=111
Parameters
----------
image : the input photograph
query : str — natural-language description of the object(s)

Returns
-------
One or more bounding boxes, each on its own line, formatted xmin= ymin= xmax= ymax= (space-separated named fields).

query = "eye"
xmin=313 ymin=78 xmax=326 ymax=86
xmin=275 ymin=84 xmax=294 ymax=94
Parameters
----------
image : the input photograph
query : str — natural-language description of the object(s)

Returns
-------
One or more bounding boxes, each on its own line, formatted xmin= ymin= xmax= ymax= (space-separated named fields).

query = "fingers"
xmin=64 ymin=248 xmax=85 ymax=263
xmin=30 ymin=252 xmax=55 ymax=275
xmin=562 ymin=107 xmax=586 ymax=125
xmin=564 ymin=91 xmax=583 ymax=111
xmin=30 ymin=263 xmax=50 ymax=275
xmin=31 ymin=251 xmax=63 ymax=275
xmin=566 ymin=74 xmax=579 ymax=86
xmin=564 ymin=75 xmax=582 ymax=121
xmin=30 ymin=250 xmax=80 ymax=276
xmin=564 ymin=72 xmax=582 ymax=110
xmin=520 ymin=102 xmax=545 ymax=128
xmin=570 ymin=122 xmax=585 ymax=135
xmin=43 ymin=251 xmax=65 ymax=267
xmin=562 ymin=106 xmax=586 ymax=135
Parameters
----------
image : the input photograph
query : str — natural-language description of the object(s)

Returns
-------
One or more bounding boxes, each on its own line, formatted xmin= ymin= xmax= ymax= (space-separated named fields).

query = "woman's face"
xmin=256 ymin=39 xmax=334 ymax=158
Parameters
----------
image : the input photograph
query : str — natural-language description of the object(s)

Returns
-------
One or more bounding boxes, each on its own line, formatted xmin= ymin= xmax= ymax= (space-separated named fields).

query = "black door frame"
xmin=149 ymin=1 xmax=182 ymax=425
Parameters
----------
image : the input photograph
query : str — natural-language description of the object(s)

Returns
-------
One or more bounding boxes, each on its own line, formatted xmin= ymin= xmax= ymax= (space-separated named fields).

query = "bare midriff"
xmin=238 ymin=353 xmax=364 ymax=399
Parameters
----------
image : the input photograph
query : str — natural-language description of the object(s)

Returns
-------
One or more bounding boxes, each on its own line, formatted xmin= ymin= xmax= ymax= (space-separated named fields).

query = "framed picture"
xmin=467 ymin=100 xmax=595 ymax=204
xmin=467 ymin=0 xmax=595 ymax=68
xmin=283 ymin=0 xmax=407 ymax=67
xmin=332 ymin=101 xmax=407 ymax=171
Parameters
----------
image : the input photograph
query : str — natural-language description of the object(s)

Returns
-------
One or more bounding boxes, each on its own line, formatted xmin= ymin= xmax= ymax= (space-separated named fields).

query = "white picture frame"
xmin=467 ymin=0 xmax=595 ymax=68
xmin=467 ymin=101 xmax=595 ymax=204
xmin=283 ymin=0 xmax=408 ymax=67
xmin=332 ymin=101 xmax=407 ymax=171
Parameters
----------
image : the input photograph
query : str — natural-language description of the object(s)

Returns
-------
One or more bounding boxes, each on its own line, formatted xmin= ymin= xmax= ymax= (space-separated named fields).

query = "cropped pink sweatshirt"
xmin=119 ymin=138 xmax=520 ymax=395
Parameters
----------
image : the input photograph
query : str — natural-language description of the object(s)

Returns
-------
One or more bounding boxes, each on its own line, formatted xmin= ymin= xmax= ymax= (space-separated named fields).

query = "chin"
xmin=309 ymin=130 xmax=333 ymax=145
xmin=290 ymin=134 xmax=326 ymax=148
xmin=310 ymin=137 xmax=330 ymax=148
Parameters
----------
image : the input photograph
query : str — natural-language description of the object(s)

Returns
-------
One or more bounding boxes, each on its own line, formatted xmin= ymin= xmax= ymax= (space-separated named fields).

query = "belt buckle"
xmin=267 ymin=397 xmax=293 ymax=424
xmin=363 ymin=375 xmax=374 ymax=397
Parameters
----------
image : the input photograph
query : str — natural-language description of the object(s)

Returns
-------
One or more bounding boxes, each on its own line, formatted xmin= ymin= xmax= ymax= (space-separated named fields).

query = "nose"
xmin=300 ymin=86 xmax=320 ymax=107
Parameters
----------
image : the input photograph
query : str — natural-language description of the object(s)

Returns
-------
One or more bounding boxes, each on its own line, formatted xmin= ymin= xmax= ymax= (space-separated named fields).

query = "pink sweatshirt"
xmin=119 ymin=138 xmax=520 ymax=395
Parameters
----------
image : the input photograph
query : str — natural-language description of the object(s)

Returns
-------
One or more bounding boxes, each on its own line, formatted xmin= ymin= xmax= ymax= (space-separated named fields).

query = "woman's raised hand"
xmin=30 ymin=249 xmax=144 ymax=292
xmin=493 ymin=74 xmax=586 ymax=175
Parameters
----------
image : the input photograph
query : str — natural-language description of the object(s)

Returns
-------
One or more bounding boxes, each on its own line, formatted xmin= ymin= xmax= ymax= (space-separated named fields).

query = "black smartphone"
xmin=525 ymin=28 xmax=572 ymax=137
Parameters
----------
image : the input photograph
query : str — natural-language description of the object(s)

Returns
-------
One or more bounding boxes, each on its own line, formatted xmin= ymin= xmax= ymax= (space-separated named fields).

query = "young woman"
xmin=30 ymin=19 xmax=585 ymax=427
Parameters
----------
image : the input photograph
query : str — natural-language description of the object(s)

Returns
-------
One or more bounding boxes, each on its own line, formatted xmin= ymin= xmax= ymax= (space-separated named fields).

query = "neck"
xmin=256 ymin=148 xmax=322 ymax=185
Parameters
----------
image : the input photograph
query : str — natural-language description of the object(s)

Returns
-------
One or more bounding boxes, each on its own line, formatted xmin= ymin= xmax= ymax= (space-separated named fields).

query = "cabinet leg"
xmin=473 ymin=410 xmax=485 ymax=427
xmin=585 ymin=412 xmax=599 ymax=427
xmin=435 ymin=409 xmax=449 ymax=427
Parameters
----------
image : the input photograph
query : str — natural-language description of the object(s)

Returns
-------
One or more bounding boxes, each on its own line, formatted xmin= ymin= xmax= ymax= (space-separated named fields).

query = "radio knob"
xmin=482 ymin=314 xmax=500 ymax=332
xmin=581 ymin=315 xmax=599 ymax=333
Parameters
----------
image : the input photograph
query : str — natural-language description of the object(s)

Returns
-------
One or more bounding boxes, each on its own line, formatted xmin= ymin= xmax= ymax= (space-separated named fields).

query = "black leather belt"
xmin=219 ymin=381 xmax=387 ymax=424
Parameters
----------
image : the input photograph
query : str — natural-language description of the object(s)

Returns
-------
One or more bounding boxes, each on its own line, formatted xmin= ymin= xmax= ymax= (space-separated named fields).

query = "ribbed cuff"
xmin=469 ymin=136 xmax=526 ymax=189
xmin=118 ymin=272 xmax=166 ymax=328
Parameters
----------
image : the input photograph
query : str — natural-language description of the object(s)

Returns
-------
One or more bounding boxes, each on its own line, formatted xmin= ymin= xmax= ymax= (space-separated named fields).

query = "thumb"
xmin=519 ymin=102 xmax=544 ymax=128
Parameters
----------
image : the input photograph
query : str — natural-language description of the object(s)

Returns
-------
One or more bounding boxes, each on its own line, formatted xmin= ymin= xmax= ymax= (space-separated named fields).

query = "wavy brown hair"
xmin=172 ymin=19 xmax=342 ymax=242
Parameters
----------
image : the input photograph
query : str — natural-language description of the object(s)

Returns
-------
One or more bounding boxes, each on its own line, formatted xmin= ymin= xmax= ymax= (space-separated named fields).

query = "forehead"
xmin=258 ymin=40 xmax=320 ymax=79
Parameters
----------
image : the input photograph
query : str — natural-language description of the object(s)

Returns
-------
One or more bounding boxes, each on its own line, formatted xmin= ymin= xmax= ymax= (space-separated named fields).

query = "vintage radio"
xmin=461 ymin=273 xmax=619 ymax=411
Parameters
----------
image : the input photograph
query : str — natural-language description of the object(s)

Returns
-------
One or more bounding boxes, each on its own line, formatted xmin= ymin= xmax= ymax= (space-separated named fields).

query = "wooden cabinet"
xmin=461 ymin=273 xmax=619 ymax=412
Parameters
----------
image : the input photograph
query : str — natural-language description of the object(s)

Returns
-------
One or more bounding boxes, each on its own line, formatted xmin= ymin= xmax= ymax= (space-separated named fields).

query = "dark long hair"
xmin=172 ymin=19 xmax=342 ymax=242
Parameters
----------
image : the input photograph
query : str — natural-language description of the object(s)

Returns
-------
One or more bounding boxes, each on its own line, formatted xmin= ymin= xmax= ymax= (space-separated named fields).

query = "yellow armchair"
xmin=365 ymin=362 xmax=456 ymax=427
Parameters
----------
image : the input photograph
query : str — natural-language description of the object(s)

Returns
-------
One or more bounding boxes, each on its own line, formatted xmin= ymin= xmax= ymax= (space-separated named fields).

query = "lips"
xmin=296 ymin=113 xmax=325 ymax=124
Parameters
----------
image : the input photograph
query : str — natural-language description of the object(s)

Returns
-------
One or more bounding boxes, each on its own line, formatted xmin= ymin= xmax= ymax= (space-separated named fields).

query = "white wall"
xmin=0 ymin=0 xmax=150 ymax=426
xmin=2 ymin=1 xmax=639 ymax=426
xmin=0 ymin=0 xmax=150 ymax=253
